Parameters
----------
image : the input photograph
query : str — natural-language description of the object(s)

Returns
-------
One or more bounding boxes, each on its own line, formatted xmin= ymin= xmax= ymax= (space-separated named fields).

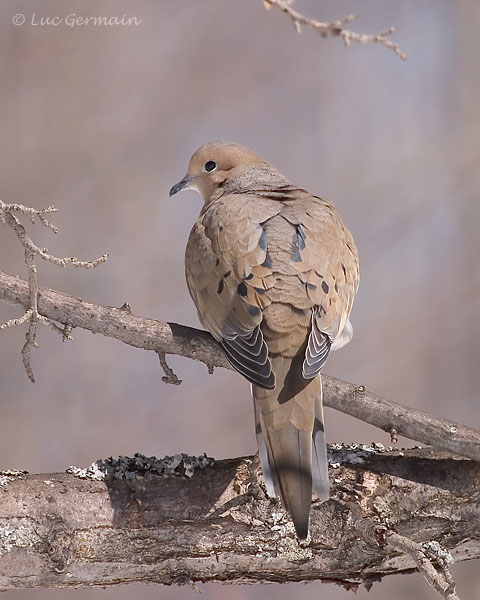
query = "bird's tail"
xmin=253 ymin=352 xmax=329 ymax=539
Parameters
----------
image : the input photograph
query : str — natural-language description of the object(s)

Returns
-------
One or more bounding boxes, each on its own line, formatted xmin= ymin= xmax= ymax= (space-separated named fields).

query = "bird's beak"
xmin=169 ymin=175 xmax=195 ymax=197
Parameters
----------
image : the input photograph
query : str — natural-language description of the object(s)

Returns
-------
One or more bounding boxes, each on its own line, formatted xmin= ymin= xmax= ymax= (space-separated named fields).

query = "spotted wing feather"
xmin=281 ymin=196 xmax=359 ymax=355
xmin=185 ymin=196 xmax=281 ymax=389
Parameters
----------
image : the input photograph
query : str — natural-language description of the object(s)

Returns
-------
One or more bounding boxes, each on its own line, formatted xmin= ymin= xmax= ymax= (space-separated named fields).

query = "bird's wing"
xmin=280 ymin=194 xmax=359 ymax=378
xmin=185 ymin=194 xmax=282 ymax=389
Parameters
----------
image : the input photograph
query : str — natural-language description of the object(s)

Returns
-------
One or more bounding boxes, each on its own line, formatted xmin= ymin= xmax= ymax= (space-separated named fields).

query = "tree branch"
xmin=1 ymin=268 xmax=480 ymax=462
xmin=0 ymin=448 xmax=476 ymax=592
xmin=263 ymin=0 xmax=406 ymax=60
xmin=0 ymin=200 xmax=107 ymax=382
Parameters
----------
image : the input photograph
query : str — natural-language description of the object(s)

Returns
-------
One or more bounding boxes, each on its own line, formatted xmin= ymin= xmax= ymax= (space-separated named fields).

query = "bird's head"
xmin=169 ymin=141 xmax=269 ymax=204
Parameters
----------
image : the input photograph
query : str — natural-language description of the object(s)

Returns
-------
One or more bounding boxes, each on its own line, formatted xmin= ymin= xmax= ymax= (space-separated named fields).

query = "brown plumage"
xmin=170 ymin=141 xmax=359 ymax=539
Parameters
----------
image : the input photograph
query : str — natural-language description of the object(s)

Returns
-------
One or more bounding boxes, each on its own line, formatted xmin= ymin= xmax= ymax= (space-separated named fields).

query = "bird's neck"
xmin=207 ymin=165 xmax=292 ymax=204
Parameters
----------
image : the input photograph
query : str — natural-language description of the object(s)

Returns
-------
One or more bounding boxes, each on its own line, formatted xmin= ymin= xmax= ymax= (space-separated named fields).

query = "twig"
xmin=0 ymin=200 xmax=107 ymax=382
xmin=389 ymin=427 xmax=398 ymax=445
xmin=157 ymin=352 xmax=182 ymax=385
xmin=1 ymin=270 xmax=480 ymax=462
xmin=386 ymin=532 xmax=460 ymax=600
xmin=349 ymin=516 xmax=461 ymax=600
xmin=0 ymin=308 xmax=33 ymax=330
xmin=264 ymin=0 xmax=406 ymax=60
xmin=0 ymin=202 xmax=58 ymax=231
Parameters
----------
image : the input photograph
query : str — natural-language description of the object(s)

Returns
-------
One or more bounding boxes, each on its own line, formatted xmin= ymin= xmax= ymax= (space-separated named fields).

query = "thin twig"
xmin=0 ymin=200 xmax=107 ymax=382
xmin=386 ymin=532 xmax=460 ymax=600
xmin=0 ymin=202 xmax=58 ymax=231
xmin=264 ymin=0 xmax=406 ymax=60
xmin=157 ymin=352 xmax=182 ymax=385
xmin=349 ymin=516 xmax=460 ymax=600
xmin=62 ymin=323 xmax=73 ymax=341
xmin=0 ymin=308 xmax=33 ymax=330
xmin=389 ymin=427 xmax=398 ymax=445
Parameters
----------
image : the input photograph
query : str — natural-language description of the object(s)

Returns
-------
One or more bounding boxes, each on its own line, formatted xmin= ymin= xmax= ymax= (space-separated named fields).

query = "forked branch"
xmin=263 ymin=0 xmax=406 ymax=60
xmin=0 ymin=200 xmax=107 ymax=381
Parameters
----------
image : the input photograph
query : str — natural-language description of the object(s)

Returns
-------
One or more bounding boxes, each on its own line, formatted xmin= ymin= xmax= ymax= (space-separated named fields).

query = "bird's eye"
xmin=203 ymin=160 xmax=217 ymax=173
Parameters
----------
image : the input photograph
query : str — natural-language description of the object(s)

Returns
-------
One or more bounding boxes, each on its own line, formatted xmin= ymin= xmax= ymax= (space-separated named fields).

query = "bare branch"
xmin=264 ymin=0 xmax=406 ymax=60
xmin=0 ymin=200 xmax=107 ymax=381
xmin=0 ymin=202 xmax=58 ymax=231
xmin=1 ymin=269 xmax=480 ymax=462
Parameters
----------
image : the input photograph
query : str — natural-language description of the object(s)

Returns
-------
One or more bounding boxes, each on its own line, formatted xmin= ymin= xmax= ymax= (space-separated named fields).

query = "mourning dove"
xmin=170 ymin=141 xmax=359 ymax=539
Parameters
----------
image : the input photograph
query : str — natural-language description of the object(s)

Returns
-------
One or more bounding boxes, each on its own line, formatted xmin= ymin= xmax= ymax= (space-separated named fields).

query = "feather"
xmin=303 ymin=309 xmax=331 ymax=379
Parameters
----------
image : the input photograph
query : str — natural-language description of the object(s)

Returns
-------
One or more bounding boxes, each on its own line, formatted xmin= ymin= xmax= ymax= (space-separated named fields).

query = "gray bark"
xmin=0 ymin=447 xmax=479 ymax=590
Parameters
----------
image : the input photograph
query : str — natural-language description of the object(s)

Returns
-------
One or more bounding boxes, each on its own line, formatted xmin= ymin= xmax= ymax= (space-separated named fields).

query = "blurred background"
xmin=0 ymin=0 xmax=479 ymax=598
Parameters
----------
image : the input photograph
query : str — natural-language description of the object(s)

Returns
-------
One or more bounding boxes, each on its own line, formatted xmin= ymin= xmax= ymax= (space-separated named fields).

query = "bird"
xmin=169 ymin=141 xmax=359 ymax=539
